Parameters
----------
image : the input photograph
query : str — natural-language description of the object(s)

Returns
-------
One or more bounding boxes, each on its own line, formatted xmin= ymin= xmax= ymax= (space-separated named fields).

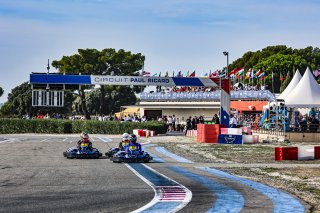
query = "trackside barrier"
xmin=186 ymin=130 xmax=197 ymax=137
xmin=220 ymin=128 xmax=242 ymax=135
xmin=133 ymin=129 xmax=154 ymax=137
xmin=241 ymin=127 xmax=252 ymax=135
xmin=242 ymin=135 xmax=259 ymax=144
xmin=275 ymin=146 xmax=320 ymax=160
xmin=218 ymin=134 xmax=243 ymax=144
xmin=197 ymin=124 xmax=220 ymax=143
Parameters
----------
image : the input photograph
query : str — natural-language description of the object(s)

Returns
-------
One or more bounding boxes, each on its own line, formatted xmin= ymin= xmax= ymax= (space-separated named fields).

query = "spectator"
xmin=167 ymin=116 xmax=173 ymax=132
xmin=172 ymin=115 xmax=176 ymax=131
xmin=212 ymin=114 xmax=220 ymax=124
xmin=199 ymin=115 xmax=205 ymax=124
xmin=229 ymin=114 xmax=237 ymax=128
xmin=191 ymin=118 xmax=196 ymax=130
xmin=186 ymin=116 xmax=192 ymax=130
xmin=299 ymin=115 xmax=307 ymax=131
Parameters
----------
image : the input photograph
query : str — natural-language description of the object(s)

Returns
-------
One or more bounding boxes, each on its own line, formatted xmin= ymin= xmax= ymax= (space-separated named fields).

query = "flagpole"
xmin=272 ymin=71 xmax=274 ymax=94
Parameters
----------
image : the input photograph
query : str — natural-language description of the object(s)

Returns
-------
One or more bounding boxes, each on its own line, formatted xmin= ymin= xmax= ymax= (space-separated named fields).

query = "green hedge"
xmin=0 ymin=119 xmax=167 ymax=134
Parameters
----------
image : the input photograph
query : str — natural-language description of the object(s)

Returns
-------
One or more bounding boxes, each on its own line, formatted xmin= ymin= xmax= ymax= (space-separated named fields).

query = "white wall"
xmin=143 ymin=108 xmax=219 ymax=124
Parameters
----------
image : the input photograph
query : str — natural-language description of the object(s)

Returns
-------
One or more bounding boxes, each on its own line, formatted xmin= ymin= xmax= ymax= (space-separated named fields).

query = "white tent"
xmin=278 ymin=69 xmax=301 ymax=100
xmin=284 ymin=67 xmax=320 ymax=107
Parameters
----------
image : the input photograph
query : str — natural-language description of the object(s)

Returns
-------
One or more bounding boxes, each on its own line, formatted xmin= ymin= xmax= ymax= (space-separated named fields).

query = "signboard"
xmin=30 ymin=74 xmax=222 ymax=87
xmin=218 ymin=134 xmax=243 ymax=144
xmin=32 ymin=90 xmax=64 ymax=107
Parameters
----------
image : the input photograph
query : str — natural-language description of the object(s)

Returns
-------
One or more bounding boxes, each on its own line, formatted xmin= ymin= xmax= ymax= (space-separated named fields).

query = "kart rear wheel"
xmin=144 ymin=159 xmax=150 ymax=163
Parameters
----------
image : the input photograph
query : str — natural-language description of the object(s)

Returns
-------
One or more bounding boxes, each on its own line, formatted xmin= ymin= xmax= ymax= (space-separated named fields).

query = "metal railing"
xmin=140 ymin=90 xmax=275 ymax=102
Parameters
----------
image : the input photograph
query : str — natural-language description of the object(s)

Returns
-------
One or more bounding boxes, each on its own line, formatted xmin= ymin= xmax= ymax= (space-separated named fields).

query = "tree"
xmin=0 ymin=82 xmax=32 ymax=117
xmin=52 ymin=48 xmax=145 ymax=118
xmin=0 ymin=87 xmax=3 ymax=97
xmin=72 ymin=86 xmax=137 ymax=116
xmin=229 ymin=45 xmax=314 ymax=93
xmin=0 ymin=82 xmax=74 ymax=118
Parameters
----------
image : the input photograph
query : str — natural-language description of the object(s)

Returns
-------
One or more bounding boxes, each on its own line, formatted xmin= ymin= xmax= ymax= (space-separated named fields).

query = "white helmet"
xmin=122 ymin=133 xmax=129 ymax=140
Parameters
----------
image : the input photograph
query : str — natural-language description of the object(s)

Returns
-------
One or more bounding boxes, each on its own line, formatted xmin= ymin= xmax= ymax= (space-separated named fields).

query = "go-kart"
xmin=105 ymin=147 xmax=121 ymax=158
xmin=63 ymin=143 xmax=102 ymax=159
xmin=110 ymin=149 xmax=153 ymax=163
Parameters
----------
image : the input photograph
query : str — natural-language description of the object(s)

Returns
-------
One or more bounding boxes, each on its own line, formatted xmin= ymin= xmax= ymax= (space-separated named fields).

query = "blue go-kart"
xmin=111 ymin=149 xmax=153 ymax=163
xmin=63 ymin=142 xmax=102 ymax=159
xmin=105 ymin=147 xmax=121 ymax=158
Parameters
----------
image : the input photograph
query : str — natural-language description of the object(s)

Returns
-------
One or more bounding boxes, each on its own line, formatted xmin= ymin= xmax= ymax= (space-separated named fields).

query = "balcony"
xmin=140 ymin=90 xmax=275 ymax=102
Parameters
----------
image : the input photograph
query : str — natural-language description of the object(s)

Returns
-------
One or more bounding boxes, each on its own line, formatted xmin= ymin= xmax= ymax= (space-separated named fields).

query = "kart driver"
xmin=119 ymin=133 xmax=130 ymax=151
xmin=125 ymin=134 xmax=142 ymax=155
xmin=77 ymin=132 xmax=93 ymax=151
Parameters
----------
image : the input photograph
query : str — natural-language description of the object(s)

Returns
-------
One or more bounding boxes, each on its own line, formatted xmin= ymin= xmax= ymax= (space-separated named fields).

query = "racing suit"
xmin=118 ymin=140 xmax=130 ymax=151
xmin=77 ymin=139 xmax=93 ymax=152
xmin=125 ymin=141 xmax=142 ymax=155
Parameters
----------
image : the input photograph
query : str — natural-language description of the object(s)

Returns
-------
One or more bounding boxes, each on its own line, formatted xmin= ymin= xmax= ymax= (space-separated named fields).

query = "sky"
xmin=1 ymin=0 xmax=320 ymax=103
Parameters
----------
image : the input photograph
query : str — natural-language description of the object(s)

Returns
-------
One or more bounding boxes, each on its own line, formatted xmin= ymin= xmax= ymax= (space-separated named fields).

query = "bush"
xmin=0 ymin=119 xmax=167 ymax=134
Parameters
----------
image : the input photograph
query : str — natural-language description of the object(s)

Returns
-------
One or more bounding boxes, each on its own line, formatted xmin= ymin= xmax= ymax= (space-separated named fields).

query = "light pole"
xmin=221 ymin=51 xmax=230 ymax=127
xmin=223 ymin=51 xmax=229 ymax=78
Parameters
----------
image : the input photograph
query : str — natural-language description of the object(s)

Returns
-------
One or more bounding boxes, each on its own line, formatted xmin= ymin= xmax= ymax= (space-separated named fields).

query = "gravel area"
xmin=147 ymin=135 xmax=320 ymax=213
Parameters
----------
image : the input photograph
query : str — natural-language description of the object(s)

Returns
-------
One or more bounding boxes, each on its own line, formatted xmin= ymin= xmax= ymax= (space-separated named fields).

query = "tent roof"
xmin=278 ymin=69 xmax=301 ymax=100
xmin=284 ymin=67 xmax=320 ymax=107
xmin=114 ymin=107 xmax=140 ymax=117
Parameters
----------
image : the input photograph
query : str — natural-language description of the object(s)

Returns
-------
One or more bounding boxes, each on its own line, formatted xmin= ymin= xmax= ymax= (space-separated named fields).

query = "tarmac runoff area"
xmin=0 ymin=134 xmax=311 ymax=213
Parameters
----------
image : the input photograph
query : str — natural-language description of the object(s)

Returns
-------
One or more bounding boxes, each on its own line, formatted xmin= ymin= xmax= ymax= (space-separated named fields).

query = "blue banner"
xmin=218 ymin=134 xmax=243 ymax=144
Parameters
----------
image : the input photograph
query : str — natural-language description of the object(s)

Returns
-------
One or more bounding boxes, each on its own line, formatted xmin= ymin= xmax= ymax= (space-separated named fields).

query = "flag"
xmin=165 ymin=71 xmax=169 ymax=77
xmin=204 ymin=73 xmax=208 ymax=77
xmin=176 ymin=71 xmax=183 ymax=77
xmin=229 ymin=68 xmax=236 ymax=78
xmin=258 ymin=72 xmax=265 ymax=78
xmin=255 ymin=69 xmax=262 ymax=77
xmin=210 ymin=70 xmax=219 ymax=78
xmin=245 ymin=68 xmax=251 ymax=79
xmin=313 ymin=69 xmax=320 ymax=78
xmin=272 ymin=71 xmax=274 ymax=82
xmin=152 ymin=73 xmax=158 ymax=77
xmin=280 ymin=73 xmax=284 ymax=81
xmin=158 ymin=72 xmax=161 ymax=77
xmin=186 ymin=71 xmax=189 ymax=77
xmin=219 ymin=70 xmax=226 ymax=77
xmin=250 ymin=68 xmax=255 ymax=78
xmin=237 ymin=67 xmax=245 ymax=75
xmin=142 ymin=71 xmax=150 ymax=77
xmin=172 ymin=71 xmax=175 ymax=77
xmin=189 ymin=71 xmax=196 ymax=77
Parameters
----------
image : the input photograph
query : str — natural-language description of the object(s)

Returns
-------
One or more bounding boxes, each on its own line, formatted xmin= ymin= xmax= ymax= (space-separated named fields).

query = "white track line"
xmin=127 ymin=163 xmax=192 ymax=213
xmin=0 ymin=138 xmax=15 ymax=143
xmin=126 ymin=164 xmax=160 ymax=212
xmin=96 ymin=137 xmax=113 ymax=143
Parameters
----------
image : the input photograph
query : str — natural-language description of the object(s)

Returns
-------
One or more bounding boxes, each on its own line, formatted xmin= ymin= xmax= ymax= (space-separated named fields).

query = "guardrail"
xmin=140 ymin=90 xmax=275 ymax=102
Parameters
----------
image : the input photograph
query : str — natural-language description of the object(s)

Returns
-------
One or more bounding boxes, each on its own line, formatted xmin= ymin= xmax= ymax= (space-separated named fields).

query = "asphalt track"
xmin=0 ymin=135 xmax=311 ymax=213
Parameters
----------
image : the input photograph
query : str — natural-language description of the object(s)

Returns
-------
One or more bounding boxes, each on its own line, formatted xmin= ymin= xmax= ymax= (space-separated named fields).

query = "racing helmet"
xmin=82 ymin=132 xmax=89 ymax=142
xmin=129 ymin=134 xmax=137 ymax=143
xmin=122 ymin=133 xmax=129 ymax=141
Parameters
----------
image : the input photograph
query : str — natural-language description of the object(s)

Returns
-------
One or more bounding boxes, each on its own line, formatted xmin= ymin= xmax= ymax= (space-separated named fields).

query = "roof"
xmin=278 ymin=69 xmax=301 ymax=100
xmin=284 ymin=67 xmax=320 ymax=107
xmin=125 ymin=101 xmax=221 ymax=109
